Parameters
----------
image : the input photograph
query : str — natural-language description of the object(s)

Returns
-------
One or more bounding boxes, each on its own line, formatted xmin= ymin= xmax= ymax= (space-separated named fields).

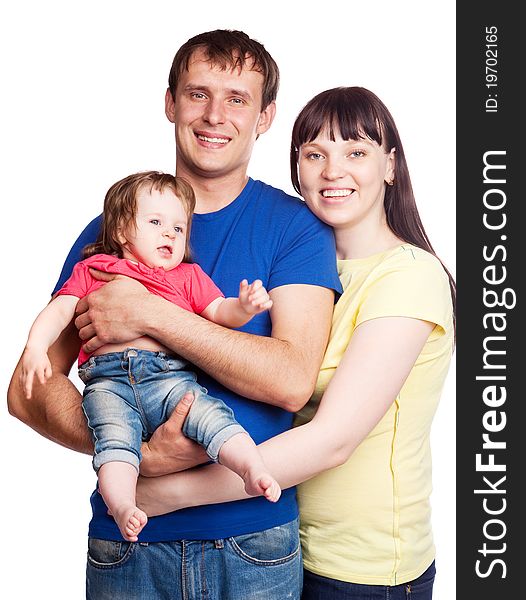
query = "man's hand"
xmin=74 ymin=270 xmax=151 ymax=354
xmin=140 ymin=392 xmax=209 ymax=477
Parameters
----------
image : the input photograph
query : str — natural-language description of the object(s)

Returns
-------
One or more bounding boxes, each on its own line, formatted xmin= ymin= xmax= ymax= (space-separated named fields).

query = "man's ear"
xmin=165 ymin=88 xmax=176 ymax=123
xmin=256 ymin=101 xmax=276 ymax=137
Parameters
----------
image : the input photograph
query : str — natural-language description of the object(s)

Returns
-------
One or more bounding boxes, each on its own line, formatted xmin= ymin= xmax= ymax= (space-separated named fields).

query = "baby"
xmin=21 ymin=171 xmax=280 ymax=542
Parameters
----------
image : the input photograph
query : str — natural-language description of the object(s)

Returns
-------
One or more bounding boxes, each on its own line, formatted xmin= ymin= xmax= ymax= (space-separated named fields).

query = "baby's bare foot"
xmin=245 ymin=473 xmax=281 ymax=503
xmin=115 ymin=506 xmax=148 ymax=542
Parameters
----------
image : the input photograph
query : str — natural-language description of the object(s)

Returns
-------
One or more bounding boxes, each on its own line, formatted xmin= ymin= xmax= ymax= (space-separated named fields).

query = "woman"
xmin=137 ymin=87 xmax=455 ymax=599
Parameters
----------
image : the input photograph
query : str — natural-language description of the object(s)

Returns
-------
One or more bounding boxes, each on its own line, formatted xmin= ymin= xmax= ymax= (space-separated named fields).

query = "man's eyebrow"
xmin=183 ymin=84 xmax=253 ymax=101
xmin=183 ymin=83 xmax=209 ymax=92
xmin=227 ymin=88 xmax=252 ymax=100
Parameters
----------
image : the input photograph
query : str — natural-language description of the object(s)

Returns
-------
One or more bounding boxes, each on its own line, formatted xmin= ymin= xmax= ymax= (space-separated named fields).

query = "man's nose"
xmin=203 ymin=98 xmax=226 ymax=125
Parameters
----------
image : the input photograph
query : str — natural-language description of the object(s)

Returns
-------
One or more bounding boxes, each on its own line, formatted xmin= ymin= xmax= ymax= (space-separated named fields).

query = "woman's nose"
xmin=321 ymin=157 xmax=346 ymax=180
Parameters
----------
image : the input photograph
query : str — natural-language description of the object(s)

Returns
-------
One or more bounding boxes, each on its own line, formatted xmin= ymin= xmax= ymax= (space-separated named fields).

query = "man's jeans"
xmin=301 ymin=561 xmax=436 ymax=600
xmin=86 ymin=517 xmax=302 ymax=599
xmin=80 ymin=349 xmax=246 ymax=471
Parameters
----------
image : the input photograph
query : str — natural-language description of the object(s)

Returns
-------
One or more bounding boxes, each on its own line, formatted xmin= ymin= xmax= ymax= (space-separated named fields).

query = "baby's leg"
xmin=218 ymin=433 xmax=281 ymax=502
xmin=98 ymin=462 xmax=147 ymax=542
xmin=169 ymin=377 xmax=281 ymax=502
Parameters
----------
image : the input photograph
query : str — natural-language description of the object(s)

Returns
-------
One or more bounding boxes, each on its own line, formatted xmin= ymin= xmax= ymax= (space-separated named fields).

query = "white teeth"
xmin=197 ymin=134 xmax=229 ymax=144
xmin=322 ymin=189 xmax=353 ymax=198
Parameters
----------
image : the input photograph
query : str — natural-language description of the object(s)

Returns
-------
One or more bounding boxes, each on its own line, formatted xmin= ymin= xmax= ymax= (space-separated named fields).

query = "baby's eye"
xmin=150 ymin=219 xmax=160 ymax=225
xmin=174 ymin=226 xmax=183 ymax=233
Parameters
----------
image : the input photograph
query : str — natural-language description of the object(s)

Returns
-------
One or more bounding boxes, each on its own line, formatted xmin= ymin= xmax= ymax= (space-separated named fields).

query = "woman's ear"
xmin=384 ymin=147 xmax=396 ymax=185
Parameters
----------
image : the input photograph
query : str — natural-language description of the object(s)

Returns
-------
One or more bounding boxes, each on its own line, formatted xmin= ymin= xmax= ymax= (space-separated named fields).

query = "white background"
xmin=0 ymin=1 xmax=456 ymax=598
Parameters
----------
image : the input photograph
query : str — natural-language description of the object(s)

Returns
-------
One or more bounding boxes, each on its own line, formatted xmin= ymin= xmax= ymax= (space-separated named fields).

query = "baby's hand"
xmin=21 ymin=347 xmax=53 ymax=399
xmin=238 ymin=279 xmax=273 ymax=315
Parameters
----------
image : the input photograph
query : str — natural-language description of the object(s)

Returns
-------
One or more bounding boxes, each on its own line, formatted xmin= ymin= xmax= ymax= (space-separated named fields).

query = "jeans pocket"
xmin=87 ymin=538 xmax=136 ymax=569
xmin=160 ymin=356 xmax=188 ymax=372
xmin=228 ymin=519 xmax=300 ymax=565
xmin=78 ymin=364 xmax=93 ymax=383
xmin=405 ymin=562 xmax=436 ymax=599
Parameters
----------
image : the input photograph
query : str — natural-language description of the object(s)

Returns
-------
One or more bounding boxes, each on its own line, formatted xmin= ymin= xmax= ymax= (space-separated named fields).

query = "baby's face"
xmin=119 ymin=187 xmax=188 ymax=270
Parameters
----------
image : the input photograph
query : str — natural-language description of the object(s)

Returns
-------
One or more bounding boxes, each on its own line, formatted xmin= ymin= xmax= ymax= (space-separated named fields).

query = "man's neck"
xmin=175 ymin=166 xmax=249 ymax=214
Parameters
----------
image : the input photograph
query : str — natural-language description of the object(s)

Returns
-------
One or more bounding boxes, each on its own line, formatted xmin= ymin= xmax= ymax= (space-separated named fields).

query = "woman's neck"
xmin=334 ymin=222 xmax=403 ymax=260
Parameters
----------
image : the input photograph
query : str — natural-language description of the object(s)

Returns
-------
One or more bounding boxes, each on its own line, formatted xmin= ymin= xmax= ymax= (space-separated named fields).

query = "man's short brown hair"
xmin=168 ymin=29 xmax=279 ymax=111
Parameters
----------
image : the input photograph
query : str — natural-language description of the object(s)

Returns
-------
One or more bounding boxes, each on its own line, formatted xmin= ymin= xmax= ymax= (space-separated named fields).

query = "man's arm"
xmin=7 ymin=319 xmax=93 ymax=454
xmin=8 ymin=316 xmax=204 ymax=473
xmin=75 ymin=276 xmax=334 ymax=411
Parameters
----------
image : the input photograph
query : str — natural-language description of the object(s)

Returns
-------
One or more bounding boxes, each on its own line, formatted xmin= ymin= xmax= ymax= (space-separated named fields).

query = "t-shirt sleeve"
xmin=356 ymin=253 xmax=452 ymax=336
xmin=267 ymin=205 xmax=342 ymax=295
xmin=187 ymin=264 xmax=225 ymax=314
xmin=54 ymin=261 xmax=92 ymax=299
xmin=52 ymin=215 xmax=102 ymax=295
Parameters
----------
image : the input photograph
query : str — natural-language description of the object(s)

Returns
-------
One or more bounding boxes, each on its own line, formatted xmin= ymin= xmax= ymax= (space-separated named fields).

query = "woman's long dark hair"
xmin=290 ymin=87 xmax=456 ymax=330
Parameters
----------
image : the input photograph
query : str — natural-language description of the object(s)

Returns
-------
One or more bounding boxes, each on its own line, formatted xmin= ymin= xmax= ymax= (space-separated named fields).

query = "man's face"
xmin=166 ymin=49 xmax=276 ymax=182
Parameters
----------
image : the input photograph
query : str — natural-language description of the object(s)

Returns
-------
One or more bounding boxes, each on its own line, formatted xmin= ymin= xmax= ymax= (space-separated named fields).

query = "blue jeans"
xmin=80 ymin=349 xmax=246 ymax=471
xmin=301 ymin=561 xmax=435 ymax=599
xmin=86 ymin=517 xmax=303 ymax=599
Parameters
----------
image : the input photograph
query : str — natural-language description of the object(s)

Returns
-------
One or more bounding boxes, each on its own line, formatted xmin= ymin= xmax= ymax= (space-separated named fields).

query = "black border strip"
xmin=457 ymin=3 xmax=521 ymax=596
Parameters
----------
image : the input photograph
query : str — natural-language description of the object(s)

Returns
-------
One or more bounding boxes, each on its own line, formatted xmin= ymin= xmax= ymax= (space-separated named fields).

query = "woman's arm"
xmin=137 ymin=316 xmax=434 ymax=516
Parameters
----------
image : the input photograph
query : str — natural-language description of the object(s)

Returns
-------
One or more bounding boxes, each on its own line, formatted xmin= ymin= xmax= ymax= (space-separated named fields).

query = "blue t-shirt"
xmin=54 ymin=178 xmax=341 ymax=541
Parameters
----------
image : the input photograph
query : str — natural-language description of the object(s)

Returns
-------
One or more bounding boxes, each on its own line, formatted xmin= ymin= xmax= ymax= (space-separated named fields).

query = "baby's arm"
xmin=201 ymin=280 xmax=273 ymax=329
xmin=21 ymin=295 xmax=79 ymax=399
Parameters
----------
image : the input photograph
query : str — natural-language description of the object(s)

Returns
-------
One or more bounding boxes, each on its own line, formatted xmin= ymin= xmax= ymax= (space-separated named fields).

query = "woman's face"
xmin=298 ymin=128 xmax=395 ymax=232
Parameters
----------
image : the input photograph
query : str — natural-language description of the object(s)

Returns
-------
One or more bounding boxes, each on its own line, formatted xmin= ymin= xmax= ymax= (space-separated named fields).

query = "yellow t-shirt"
xmin=294 ymin=244 xmax=454 ymax=585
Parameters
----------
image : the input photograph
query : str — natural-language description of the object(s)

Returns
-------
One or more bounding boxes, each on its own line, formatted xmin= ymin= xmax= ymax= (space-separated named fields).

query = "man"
xmin=8 ymin=29 xmax=340 ymax=598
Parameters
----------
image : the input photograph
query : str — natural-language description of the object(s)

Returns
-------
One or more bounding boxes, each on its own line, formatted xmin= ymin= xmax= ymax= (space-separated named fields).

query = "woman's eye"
xmin=307 ymin=152 xmax=323 ymax=160
xmin=349 ymin=150 xmax=366 ymax=158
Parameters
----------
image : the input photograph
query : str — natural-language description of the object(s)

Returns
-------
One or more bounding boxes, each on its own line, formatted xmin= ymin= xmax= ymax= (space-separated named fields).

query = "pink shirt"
xmin=56 ymin=254 xmax=224 ymax=365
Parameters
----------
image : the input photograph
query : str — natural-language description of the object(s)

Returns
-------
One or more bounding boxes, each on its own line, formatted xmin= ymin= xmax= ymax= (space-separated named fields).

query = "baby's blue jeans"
xmin=79 ymin=348 xmax=246 ymax=471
